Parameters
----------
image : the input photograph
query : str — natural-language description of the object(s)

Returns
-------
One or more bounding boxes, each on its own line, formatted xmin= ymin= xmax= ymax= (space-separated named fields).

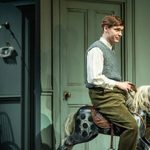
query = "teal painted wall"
xmin=135 ymin=0 xmax=150 ymax=86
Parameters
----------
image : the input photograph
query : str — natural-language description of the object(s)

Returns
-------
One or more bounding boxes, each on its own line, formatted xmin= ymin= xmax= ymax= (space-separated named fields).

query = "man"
xmin=86 ymin=15 xmax=138 ymax=150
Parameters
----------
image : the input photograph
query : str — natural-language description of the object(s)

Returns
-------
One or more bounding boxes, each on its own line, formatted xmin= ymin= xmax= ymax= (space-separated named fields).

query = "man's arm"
xmin=87 ymin=47 xmax=116 ymax=89
xmin=87 ymin=47 xmax=133 ymax=91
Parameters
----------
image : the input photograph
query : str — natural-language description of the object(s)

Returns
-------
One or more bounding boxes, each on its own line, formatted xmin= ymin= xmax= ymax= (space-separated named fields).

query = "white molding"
xmin=125 ymin=0 xmax=135 ymax=83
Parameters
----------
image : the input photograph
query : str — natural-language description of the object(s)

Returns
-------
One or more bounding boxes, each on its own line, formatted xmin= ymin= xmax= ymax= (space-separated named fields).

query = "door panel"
xmin=63 ymin=8 xmax=88 ymax=105
xmin=60 ymin=1 xmax=122 ymax=149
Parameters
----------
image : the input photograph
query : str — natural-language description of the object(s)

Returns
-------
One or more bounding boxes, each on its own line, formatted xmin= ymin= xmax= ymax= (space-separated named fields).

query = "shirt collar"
xmin=100 ymin=37 xmax=113 ymax=50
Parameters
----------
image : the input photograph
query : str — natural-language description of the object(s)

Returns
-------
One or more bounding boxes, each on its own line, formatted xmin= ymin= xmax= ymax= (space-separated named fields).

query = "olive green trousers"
xmin=89 ymin=87 xmax=138 ymax=150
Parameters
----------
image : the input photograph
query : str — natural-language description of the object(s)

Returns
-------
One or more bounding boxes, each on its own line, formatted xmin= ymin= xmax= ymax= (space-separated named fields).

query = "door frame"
xmin=16 ymin=2 xmax=40 ymax=150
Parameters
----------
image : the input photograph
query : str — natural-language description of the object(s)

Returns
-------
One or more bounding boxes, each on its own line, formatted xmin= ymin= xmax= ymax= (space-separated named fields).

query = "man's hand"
xmin=115 ymin=81 xmax=134 ymax=92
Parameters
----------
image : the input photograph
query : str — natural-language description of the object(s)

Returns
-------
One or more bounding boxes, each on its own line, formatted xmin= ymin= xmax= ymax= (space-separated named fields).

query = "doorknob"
xmin=63 ymin=91 xmax=71 ymax=100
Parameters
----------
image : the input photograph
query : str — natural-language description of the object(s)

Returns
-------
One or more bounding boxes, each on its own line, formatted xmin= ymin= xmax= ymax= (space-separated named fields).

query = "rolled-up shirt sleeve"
xmin=87 ymin=47 xmax=117 ymax=89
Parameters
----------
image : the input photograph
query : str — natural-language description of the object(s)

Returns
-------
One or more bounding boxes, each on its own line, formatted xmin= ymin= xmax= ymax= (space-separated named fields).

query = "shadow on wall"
xmin=40 ymin=113 xmax=55 ymax=150
xmin=0 ymin=112 xmax=20 ymax=150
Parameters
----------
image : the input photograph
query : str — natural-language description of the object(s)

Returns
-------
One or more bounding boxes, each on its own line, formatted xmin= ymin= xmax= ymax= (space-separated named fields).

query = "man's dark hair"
xmin=101 ymin=15 xmax=124 ymax=29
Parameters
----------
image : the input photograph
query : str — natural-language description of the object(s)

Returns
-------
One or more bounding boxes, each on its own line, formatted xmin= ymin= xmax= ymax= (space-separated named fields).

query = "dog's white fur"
xmin=64 ymin=112 xmax=75 ymax=136
xmin=126 ymin=85 xmax=150 ymax=114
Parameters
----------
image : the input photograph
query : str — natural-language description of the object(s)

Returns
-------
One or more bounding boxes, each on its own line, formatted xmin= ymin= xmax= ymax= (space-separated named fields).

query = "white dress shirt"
xmin=87 ymin=37 xmax=117 ymax=89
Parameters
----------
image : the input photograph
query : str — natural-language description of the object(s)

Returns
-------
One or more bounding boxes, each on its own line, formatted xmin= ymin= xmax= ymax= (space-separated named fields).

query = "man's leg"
xmin=89 ymin=88 xmax=138 ymax=150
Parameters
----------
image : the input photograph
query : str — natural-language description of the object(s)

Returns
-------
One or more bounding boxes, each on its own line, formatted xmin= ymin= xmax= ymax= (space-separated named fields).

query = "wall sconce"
xmin=0 ymin=46 xmax=15 ymax=58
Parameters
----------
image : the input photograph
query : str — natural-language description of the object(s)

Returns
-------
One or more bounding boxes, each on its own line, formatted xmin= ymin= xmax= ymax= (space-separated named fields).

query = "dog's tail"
xmin=64 ymin=112 xmax=76 ymax=136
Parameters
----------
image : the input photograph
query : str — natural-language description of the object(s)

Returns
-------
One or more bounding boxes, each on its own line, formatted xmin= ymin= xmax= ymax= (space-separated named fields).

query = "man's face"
xmin=104 ymin=25 xmax=124 ymax=45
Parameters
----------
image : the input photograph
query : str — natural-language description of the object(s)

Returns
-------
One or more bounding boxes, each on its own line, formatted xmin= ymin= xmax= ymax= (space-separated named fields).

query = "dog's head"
xmin=133 ymin=85 xmax=150 ymax=114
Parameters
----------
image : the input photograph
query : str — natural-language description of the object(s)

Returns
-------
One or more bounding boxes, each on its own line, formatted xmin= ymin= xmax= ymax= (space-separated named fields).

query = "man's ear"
xmin=103 ymin=25 xmax=109 ymax=32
